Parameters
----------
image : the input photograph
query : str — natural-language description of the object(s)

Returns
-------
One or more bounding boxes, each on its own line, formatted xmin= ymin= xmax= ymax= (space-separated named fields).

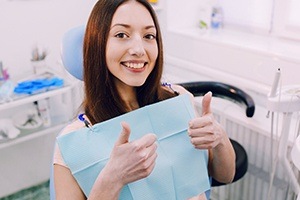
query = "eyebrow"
xmin=111 ymin=23 xmax=156 ymax=30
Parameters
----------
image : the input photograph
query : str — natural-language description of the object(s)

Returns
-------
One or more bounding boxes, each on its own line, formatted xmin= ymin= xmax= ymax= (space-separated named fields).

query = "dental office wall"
xmin=0 ymin=0 xmax=97 ymax=198
xmin=0 ymin=0 xmax=300 ymax=199
xmin=0 ymin=0 xmax=97 ymax=80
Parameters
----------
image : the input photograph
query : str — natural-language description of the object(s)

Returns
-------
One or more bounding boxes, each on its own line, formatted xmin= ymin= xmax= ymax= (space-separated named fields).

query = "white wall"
xmin=1 ymin=0 xmax=299 ymax=90
xmin=0 ymin=0 xmax=97 ymax=80
xmin=161 ymin=0 xmax=300 ymax=107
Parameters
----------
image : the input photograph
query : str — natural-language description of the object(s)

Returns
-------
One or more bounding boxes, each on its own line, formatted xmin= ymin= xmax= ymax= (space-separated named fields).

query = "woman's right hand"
xmin=103 ymin=121 xmax=158 ymax=186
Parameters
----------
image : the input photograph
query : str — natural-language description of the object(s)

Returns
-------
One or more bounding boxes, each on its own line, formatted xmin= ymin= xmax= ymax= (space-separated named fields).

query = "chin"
xmin=127 ymin=80 xmax=147 ymax=87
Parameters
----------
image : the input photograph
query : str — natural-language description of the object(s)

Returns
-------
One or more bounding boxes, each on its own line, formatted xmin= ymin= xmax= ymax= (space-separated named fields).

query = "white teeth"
xmin=124 ymin=62 xmax=144 ymax=69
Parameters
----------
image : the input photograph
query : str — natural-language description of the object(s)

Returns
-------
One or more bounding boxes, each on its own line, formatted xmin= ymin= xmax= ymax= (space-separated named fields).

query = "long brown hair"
xmin=83 ymin=0 xmax=176 ymax=124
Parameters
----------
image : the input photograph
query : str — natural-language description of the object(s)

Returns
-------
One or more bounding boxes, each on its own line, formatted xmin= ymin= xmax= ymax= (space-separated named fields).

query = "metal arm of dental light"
xmin=267 ymin=69 xmax=300 ymax=200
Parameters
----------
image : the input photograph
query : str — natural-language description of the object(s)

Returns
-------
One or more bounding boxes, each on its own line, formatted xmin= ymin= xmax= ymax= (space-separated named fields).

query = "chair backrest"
xmin=61 ymin=25 xmax=85 ymax=80
xmin=50 ymin=161 xmax=55 ymax=200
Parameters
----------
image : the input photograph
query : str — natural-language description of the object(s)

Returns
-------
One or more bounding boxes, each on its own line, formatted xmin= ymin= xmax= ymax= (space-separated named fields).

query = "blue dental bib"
xmin=57 ymin=94 xmax=210 ymax=199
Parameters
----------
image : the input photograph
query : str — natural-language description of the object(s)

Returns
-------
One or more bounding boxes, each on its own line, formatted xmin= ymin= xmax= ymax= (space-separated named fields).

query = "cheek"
xmin=106 ymin=38 xmax=124 ymax=62
xmin=149 ymin=44 xmax=158 ymax=63
xmin=106 ymin=42 xmax=116 ymax=62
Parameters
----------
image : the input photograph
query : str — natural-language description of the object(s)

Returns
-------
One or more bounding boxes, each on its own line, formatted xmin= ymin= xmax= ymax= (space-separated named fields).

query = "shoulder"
xmin=172 ymin=84 xmax=193 ymax=97
xmin=53 ymin=119 xmax=85 ymax=167
xmin=175 ymin=84 xmax=196 ymax=106
xmin=53 ymin=118 xmax=85 ymax=167
xmin=59 ymin=119 xmax=85 ymax=137
xmin=162 ymin=83 xmax=195 ymax=100
xmin=166 ymin=84 xmax=199 ymax=116
xmin=162 ymin=83 xmax=193 ymax=96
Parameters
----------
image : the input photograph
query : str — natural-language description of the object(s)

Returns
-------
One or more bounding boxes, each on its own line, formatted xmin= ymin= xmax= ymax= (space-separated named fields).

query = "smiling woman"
xmin=53 ymin=0 xmax=236 ymax=199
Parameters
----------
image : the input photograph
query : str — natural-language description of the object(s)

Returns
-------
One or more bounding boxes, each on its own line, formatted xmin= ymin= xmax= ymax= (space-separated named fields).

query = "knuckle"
xmin=208 ymin=126 xmax=214 ymax=134
xmin=139 ymin=152 xmax=147 ymax=162
xmin=132 ymin=142 xmax=141 ymax=152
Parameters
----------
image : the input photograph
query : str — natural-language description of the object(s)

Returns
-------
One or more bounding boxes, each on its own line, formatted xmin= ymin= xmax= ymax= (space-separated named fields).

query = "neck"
xmin=115 ymin=82 xmax=139 ymax=111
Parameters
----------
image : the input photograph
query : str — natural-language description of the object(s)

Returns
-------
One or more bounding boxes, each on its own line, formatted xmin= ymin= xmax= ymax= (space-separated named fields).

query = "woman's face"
xmin=106 ymin=1 xmax=158 ymax=88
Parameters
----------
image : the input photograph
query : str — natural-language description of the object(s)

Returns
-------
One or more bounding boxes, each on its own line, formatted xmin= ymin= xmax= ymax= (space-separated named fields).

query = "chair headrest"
xmin=61 ymin=25 xmax=85 ymax=80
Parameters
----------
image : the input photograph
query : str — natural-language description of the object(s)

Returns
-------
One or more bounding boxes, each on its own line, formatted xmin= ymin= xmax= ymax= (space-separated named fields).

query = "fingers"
xmin=189 ymin=91 xmax=213 ymax=129
xmin=190 ymin=134 xmax=219 ymax=149
xmin=142 ymin=142 xmax=158 ymax=168
xmin=189 ymin=114 xmax=213 ymax=129
xmin=144 ymin=141 xmax=158 ymax=159
xmin=115 ymin=121 xmax=131 ymax=146
xmin=133 ymin=133 xmax=157 ymax=149
xmin=201 ymin=91 xmax=212 ymax=116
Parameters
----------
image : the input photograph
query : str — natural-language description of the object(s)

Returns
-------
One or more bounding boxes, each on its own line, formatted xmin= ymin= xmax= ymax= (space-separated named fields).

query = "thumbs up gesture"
xmin=104 ymin=122 xmax=158 ymax=186
xmin=188 ymin=92 xmax=225 ymax=149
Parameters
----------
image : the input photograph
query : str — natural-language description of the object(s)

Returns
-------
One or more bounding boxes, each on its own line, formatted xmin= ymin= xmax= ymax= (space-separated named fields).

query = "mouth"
xmin=121 ymin=62 xmax=147 ymax=69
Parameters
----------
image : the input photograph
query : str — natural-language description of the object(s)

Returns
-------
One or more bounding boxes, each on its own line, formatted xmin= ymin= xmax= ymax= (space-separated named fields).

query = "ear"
xmin=61 ymin=25 xmax=85 ymax=81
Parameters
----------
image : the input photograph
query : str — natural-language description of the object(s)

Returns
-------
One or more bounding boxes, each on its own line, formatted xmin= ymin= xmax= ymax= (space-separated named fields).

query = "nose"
xmin=128 ymin=36 xmax=146 ymax=57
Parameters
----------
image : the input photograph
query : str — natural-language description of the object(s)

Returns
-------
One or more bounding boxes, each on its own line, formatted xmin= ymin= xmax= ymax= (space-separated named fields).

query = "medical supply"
xmin=0 ymin=118 xmax=21 ymax=140
xmin=0 ymin=80 xmax=14 ymax=103
xmin=198 ymin=0 xmax=212 ymax=30
xmin=162 ymin=82 xmax=179 ymax=95
xmin=37 ymin=99 xmax=51 ymax=127
xmin=78 ymin=114 xmax=94 ymax=132
xmin=269 ymin=68 xmax=281 ymax=98
xmin=13 ymin=77 xmax=64 ymax=95
xmin=31 ymin=46 xmax=47 ymax=61
xmin=211 ymin=5 xmax=223 ymax=29
xmin=147 ymin=0 xmax=158 ymax=3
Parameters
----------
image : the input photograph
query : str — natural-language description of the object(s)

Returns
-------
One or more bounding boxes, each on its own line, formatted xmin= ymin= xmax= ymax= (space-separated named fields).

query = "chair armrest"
xmin=179 ymin=81 xmax=255 ymax=117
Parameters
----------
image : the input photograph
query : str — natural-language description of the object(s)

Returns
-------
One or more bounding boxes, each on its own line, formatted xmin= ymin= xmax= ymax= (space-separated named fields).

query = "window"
xmin=273 ymin=0 xmax=300 ymax=40
xmin=219 ymin=0 xmax=273 ymax=34
xmin=220 ymin=0 xmax=300 ymax=41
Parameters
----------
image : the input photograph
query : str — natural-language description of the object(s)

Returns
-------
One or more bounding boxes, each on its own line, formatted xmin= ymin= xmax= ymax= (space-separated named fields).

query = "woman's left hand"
xmin=188 ymin=92 xmax=236 ymax=183
xmin=188 ymin=92 xmax=225 ymax=150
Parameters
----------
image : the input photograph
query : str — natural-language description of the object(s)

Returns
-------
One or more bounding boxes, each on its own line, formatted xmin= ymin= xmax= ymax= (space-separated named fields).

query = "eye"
xmin=144 ymin=34 xmax=156 ymax=40
xmin=115 ymin=32 xmax=129 ymax=39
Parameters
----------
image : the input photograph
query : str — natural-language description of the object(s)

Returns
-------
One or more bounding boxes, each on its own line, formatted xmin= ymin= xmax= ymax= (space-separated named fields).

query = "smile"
xmin=122 ymin=62 xmax=147 ymax=69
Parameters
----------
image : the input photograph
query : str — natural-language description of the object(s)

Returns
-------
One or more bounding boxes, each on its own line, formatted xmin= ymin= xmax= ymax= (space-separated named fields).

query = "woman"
xmin=53 ymin=0 xmax=235 ymax=199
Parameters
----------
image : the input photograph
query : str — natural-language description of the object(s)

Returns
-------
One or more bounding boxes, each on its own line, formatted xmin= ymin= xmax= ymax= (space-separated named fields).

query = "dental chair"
xmin=50 ymin=26 xmax=254 ymax=199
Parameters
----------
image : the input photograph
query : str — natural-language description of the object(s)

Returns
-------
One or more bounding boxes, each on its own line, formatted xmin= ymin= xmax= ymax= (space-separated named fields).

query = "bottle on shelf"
xmin=198 ymin=0 xmax=212 ymax=30
xmin=211 ymin=0 xmax=224 ymax=29
xmin=37 ymin=98 xmax=51 ymax=127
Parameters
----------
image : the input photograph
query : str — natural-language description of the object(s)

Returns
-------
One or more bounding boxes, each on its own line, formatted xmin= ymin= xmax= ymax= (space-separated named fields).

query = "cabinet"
xmin=0 ymin=72 xmax=81 ymax=198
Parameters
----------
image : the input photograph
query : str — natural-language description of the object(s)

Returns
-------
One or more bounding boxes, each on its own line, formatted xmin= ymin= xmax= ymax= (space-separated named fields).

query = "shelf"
xmin=0 ymin=85 xmax=72 ymax=111
xmin=0 ymin=122 xmax=67 ymax=149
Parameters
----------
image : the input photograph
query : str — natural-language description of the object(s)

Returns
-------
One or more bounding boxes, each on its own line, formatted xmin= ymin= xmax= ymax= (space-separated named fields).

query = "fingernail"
xmin=189 ymin=121 xmax=193 ymax=128
xmin=206 ymin=91 xmax=212 ymax=97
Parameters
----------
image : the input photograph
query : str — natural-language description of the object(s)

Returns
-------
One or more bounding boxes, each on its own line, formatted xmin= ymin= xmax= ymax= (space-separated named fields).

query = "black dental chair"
xmin=61 ymin=26 xmax=253 ymax=187
xmin=50 ymin=26 xmax=254 ymax=199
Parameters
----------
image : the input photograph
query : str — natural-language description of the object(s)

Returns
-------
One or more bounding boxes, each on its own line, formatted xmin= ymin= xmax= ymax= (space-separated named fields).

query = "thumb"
xmin=202 ymin=91 xmax=212 ymax=115
xmin=115 ymin=121 xmax=131 ymax=146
